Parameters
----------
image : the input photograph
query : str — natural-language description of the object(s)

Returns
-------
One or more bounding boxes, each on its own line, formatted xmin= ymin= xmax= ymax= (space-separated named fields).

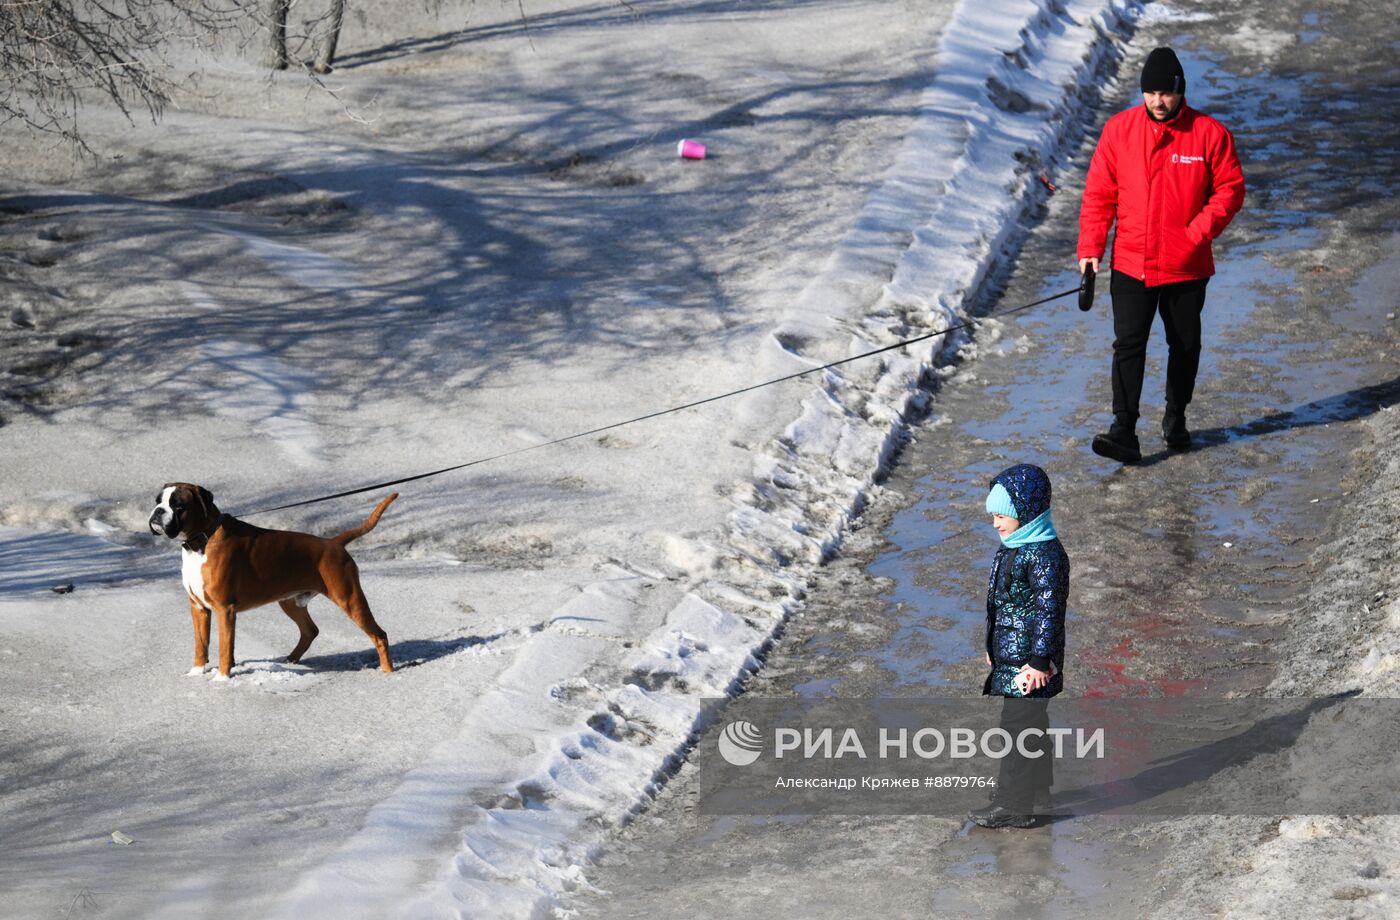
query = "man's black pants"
xmin=995 ymin=698 xmax=1052 ymax=811
xmin=1109 ymin=272 xmax=1209 ymax=433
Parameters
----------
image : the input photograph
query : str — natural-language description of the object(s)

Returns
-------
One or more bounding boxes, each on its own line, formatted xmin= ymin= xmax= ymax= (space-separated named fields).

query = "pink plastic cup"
xmin=677 ymin=138 xmax=707 ymax=160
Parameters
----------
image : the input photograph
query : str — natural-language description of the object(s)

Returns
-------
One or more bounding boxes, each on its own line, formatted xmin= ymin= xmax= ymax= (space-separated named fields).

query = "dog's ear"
xmin=198 ymin=486 xmax=215 ymax=512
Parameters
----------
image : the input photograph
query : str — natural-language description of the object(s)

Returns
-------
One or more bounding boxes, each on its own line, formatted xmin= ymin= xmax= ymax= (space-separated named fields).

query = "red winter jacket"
xmin=1078 ymin=103 xmax=1245 ymax=286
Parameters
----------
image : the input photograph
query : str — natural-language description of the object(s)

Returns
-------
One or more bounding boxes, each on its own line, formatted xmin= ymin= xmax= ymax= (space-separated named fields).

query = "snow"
xmin=0 ymin=527 xmax=164 ymax=594
xmin=0 ymin=0 xmax=1138 ymax=916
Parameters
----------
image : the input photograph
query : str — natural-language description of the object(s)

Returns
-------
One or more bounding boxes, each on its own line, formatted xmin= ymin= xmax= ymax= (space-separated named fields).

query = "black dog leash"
xmin=243 ymin=284 xmax=1082 ymax=516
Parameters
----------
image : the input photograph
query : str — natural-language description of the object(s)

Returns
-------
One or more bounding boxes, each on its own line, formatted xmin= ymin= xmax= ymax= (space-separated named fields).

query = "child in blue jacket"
xmin=971 ymin=463 xmax=1069 ymax=828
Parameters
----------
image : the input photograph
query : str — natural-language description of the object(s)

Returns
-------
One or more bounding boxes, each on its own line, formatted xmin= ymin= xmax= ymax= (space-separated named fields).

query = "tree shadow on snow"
xmin=0 ymin=4 xmax=938 ymax=533
xmin=0 ymin=528 xmax=167 ymax=596
xmin=334 ymin=0 xmax=856 ymax=71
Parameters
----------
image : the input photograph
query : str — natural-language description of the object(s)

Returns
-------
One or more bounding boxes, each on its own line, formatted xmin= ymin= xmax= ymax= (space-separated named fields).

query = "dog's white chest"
xmin=182 ymin=548 xmax=211 ymax=610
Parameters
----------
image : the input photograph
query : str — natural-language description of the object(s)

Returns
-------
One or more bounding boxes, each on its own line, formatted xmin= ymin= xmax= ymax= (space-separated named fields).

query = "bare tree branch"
xmin=1 ymin=1 xmax=258 ymax=149
xmin=1 ymin=1 xmax=646 ymax=151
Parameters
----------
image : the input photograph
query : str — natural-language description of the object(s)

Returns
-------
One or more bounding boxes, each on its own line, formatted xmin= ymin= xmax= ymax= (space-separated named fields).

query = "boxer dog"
xmin=149 ymin=483 xmax=398 ymax=679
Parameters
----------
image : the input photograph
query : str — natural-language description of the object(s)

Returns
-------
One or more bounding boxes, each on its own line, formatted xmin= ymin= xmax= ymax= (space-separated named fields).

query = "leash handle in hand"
xmin=1078 ymin=265 xmax=1096 ymax=312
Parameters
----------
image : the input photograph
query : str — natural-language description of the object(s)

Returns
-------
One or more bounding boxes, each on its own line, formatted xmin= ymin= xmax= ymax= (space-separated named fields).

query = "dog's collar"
xmin=182 ymin=514 xmax=228 ymax=553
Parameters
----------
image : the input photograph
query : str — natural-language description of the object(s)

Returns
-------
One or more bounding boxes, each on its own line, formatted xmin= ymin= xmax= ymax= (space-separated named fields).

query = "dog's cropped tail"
xmin=333 ymin=493 xmax=399 ymax=546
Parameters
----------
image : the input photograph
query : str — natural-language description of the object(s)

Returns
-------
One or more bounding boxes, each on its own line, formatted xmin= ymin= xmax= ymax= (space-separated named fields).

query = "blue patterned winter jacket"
xmin=983 ymin=464 xmax=1069 ymax=698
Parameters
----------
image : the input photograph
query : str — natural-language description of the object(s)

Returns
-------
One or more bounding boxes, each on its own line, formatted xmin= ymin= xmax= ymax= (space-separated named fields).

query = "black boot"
xmin=1091 ymin=422 xmax=1141 ymax=464
xmin=1163 ymin=406 xmax=1191 ymax=450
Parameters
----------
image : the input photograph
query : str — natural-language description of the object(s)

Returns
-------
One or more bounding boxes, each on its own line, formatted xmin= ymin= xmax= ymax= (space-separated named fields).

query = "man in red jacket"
xmin=1078 ymin=47 xmax=1246 ymax=463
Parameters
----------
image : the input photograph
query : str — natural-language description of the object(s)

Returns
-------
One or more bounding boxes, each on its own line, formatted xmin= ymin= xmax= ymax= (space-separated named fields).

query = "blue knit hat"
xmin=985 ymin=482 xmax=1018 ymax=519
xmin=989 ymin=464 xmax=1053 ymax=521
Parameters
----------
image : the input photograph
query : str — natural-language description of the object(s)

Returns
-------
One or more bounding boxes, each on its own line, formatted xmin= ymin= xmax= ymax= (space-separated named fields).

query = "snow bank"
xmin=737 ymin=0 xmax=1139 ymax=572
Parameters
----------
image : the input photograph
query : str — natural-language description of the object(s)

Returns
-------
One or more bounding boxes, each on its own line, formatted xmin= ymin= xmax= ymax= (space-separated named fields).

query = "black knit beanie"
xmin=1140 ymin=47 xmax=1185 ymax=94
